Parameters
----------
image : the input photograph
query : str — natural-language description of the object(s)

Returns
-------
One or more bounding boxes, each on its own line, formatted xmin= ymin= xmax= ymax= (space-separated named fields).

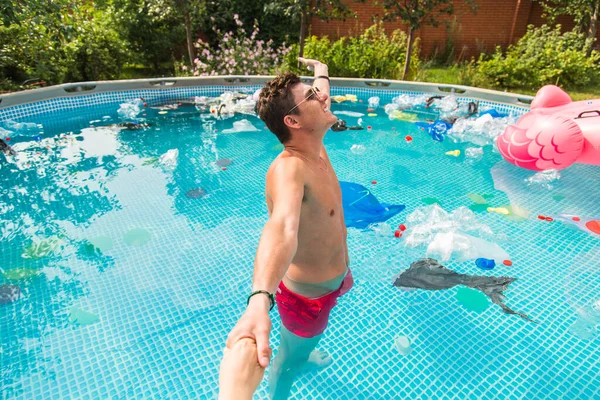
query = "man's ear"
xmin=283 ymin=115 xmax=301 ymax=130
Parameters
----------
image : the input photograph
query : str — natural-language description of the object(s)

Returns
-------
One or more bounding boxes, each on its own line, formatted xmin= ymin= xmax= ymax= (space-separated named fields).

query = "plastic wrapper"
xmin=525 ymin=169 xmax=560 ymax=189
xmin=404 ymin=204 xmax=507 ymax=262
xmin=368 ymin=96 xmax=380 ymax=109
xmin=159 ymin=149 xmax=179 ymax=168
xmin=117 ymin=99 xmax=144 ymax=120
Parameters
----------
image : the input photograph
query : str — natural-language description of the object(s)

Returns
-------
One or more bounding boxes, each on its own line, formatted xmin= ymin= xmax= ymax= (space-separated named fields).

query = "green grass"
xmin=416 ymin=64 xmax=600 ymax=101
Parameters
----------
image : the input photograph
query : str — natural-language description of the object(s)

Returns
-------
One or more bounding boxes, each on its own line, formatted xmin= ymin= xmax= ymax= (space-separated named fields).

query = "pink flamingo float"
xmin=497 ymin=85 xmax=600 ymax=171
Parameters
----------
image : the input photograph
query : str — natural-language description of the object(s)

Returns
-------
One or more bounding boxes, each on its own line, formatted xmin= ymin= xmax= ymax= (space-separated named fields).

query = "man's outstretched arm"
xmin=226 ymin=157 xmax=305 ymax=368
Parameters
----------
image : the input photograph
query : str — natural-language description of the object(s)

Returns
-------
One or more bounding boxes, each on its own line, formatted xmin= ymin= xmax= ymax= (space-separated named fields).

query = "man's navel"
xmin=330 ymin=209 xmax=335 ymax=217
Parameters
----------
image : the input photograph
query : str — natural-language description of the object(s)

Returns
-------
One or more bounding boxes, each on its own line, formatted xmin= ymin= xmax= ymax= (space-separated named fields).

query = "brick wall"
xmin=309 ymin=0 xmax=599 ymax=59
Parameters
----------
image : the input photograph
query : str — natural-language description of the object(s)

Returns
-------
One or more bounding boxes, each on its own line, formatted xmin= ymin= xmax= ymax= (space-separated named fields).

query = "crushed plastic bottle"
xmin=159 ymin=149 xmax=179 ymax=168
xmin=368 ymin=96 xmax=380 ymax=109
xmin=465 ymin=147 xmax=484 ymax=160
xmin=525 ymin=169 xmax=561 ymax=189
xmin=350 ymin=144 xmax=366 ymax=155
xmin=117 ymin=99 xmax=144 ymax=120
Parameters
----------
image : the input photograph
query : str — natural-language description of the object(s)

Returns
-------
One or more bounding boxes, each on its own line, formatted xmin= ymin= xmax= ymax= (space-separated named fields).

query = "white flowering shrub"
xmin=178 ymin=14 xmax=292 ymax=76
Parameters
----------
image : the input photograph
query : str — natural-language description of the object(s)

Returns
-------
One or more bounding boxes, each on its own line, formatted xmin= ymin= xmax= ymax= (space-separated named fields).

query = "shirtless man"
xmin=225 ymin=58 xmax=353 ymax=399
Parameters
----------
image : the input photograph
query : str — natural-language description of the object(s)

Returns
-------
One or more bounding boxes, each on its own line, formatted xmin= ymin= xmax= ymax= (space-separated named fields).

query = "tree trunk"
xmin=402 ymin=28 xmax=415 ymax=81
xmin=588 ymin=1 xmax=599 ymax=47
xmin=184 ymin=9 xmax=195 ymax=67
xmin=299 ymin=11 xmax=308 ymax=59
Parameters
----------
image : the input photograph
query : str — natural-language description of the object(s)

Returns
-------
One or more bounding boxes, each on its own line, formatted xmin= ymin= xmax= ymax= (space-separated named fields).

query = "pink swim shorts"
xmin=275 ymin=269 xmax=354 ymax=338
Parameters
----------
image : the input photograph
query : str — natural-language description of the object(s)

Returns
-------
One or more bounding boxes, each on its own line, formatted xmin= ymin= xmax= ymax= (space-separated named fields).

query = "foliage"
xmin=376 ymin=0 xmax=477 ymax=30
xmin=477 ymin=24 xmax=600 ymax=89
xmin=264 ymin=0 xmax=358 ymax=22
xmin=281 ymin=23 xmax=420 ymax=80
xmin=178 ymin=14 xmax=292 ymax=76
xmin=536 ymin=0 xmax=599 ymax=34
xmin=0 ymin=2 xmax=127 ymax=85
xmin=375 ymin=0 xmax=478 ymax=79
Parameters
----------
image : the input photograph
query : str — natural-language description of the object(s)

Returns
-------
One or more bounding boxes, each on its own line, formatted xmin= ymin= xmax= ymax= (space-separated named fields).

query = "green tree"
xmin=376 ymin=0 xmax=477 ymax=80
xmin=536 ymin=0 xmax=599 ymax=43
xmin=264 ymin=0 xmax=361 ymax=58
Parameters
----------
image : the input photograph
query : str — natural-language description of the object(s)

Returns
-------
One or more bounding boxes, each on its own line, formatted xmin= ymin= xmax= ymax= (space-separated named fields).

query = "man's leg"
xmin=268 ymin=325 xmax=331 ymax=400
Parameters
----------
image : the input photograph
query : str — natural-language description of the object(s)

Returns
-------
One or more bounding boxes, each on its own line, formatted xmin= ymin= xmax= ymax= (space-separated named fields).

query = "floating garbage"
xmin=117 ymin=99 xmax=144 ymax=120
xmin=465 ymin=147 xmax=483 ymax=160
xmin=0 ymin=285 xmax=21 ymax=305
xmin=215 ymin=158 xmax=232 ymax=167
xmin=69 ymin=307 xmax=100 ymax=325
xmin=3 ymin=268 xmax=40 ymax=280
xmin=448 ymin=114 xmax=517 ymax=146
xmin=390 ymin=94 xmax=428 ymax=110
xmin=394 ymin=258 xmax=534 ymax=322
xmin=89 ymin=236 xmax=113 ymax=252
xmin=456 ymin=286 xmax=490 ymax=312
xmin=350 ymin=144 xmax=366 ymax=155
xmin=394 ymin=335 xmax=413 ymax=355
xmin=159 ymin=149 xmax=179 ymax=168
xmin=222 ymin=119 xmax=260 ymax=134
xmin=123 ymin=228 xmax=151 ymax=246
xmin=525 ymin=169 xmax=560 ymax=189
xmin=428 ymin=95 xmax=458 ymax=113
xmin=331 ymin=94 xmax=357 ymax=103
xmin=186 ymin=188 xmax=207 ymax=199
xmin=564 ymin=249 xmax=600 ymax=340
xmin=334 ymin=111 xmax=364 ymax=118
xmin=445 ymin=150 xmax=461 ymax=157
xmin=403 ymin=205 xmax=509 ymax=263
xmin=368 ymin=96 xmax=380 ymax=109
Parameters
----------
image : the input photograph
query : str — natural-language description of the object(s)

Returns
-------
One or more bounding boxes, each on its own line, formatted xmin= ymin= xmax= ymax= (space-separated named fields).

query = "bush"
xmin=179 ymin=14 xmax=292 ymax=76
xmin=0 ymin=8 xmax=127 ymax=86
xmin=64 ymin=14 xmax=128 ymax=82
xmin=281 ymin=22 xmax=420 ymax=80
xmin=477 ymin=24 xmax=600 ymax=90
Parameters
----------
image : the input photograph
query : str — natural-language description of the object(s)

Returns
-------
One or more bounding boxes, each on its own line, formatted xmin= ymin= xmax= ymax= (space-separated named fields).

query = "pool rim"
xmin=0 ymin=75 xmax=534 ymax=110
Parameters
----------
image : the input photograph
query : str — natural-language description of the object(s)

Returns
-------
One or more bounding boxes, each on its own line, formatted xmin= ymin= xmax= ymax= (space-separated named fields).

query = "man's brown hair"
xmin=255 ymin=72 xmax=301 ymax=144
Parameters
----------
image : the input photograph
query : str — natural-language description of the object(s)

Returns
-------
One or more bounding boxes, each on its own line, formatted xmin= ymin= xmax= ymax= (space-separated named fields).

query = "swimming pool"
xmin=1 ymin=78 xmax=599 ymax=399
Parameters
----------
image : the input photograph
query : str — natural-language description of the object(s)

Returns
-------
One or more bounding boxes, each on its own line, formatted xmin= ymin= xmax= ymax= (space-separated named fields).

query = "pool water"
xmin=1 ymin=92 xmax=599 ymax=399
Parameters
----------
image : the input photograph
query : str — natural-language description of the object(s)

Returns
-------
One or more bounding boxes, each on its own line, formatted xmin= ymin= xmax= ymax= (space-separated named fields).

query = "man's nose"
xmin=319 ymin=92 xmax=329 ymax=102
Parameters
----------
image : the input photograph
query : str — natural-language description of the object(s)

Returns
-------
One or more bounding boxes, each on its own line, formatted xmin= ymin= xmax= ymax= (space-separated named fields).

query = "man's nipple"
xmin=330 ymin=209 xmax=335 ymax=216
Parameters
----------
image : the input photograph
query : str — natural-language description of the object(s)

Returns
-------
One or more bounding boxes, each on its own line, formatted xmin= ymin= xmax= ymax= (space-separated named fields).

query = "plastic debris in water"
xmin=0 ymin=285 xmax=21 ymax=304
xmin=124 ymin=228 xmax=151 ymax=246
xmin=222 ymin=119 xmax=260 ymax=134
xmin=186 ymin=188 xmax=207 ymax=199
xmin=215 ymin=158 xmax=232 ymax=167
xmin=456 ymin=287 xmax=490 ymax=312
xmin=525 ymin=169 xmax=560 ymax=189
xmin=117 ymin=99 xmax=144 ymax=120
xmin=368 ymin=96 xmax=380 ymax=109
xmin=475 ymin=258 xmax=496 ymax=270
xmin=504 ymin=205 xmax=529 ymax=222
xmin=394 ymin=258 xmax=534 ymax=322
xmin=564 ymin=249 xmax=600 ymax=340
xmin=465 ymin=147 xmax=483 ymax=160
xmin=89 ymin=236 xmax=113 ymax=252
xmin=467 ymin=193 xmax=487 ymax=204
xmin=22 ymin=236 xmax=63 ymax=259
xmin=159 ymin=149 xmax=179 ymax=168
xmin=487 ymin=207 xmax=510 ymax=215
xmin=3 ymin=268 xmax=40 ymax=280
xmin=69 ymin=307 xmax=100 ymax=325
xmin=333 ymin=111 xmax=364 ymax=118
xmin=394 ymin=335 xmax=413 ymax=355
xmin=445 ymin=150 xmax=461 ymax=157
xmin=350 ymin=144 xmax=366 ymax=155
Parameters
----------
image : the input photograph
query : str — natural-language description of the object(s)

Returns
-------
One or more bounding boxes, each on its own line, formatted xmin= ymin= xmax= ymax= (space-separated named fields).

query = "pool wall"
xmin=0 ymin=76 xmax=532 ymax=122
